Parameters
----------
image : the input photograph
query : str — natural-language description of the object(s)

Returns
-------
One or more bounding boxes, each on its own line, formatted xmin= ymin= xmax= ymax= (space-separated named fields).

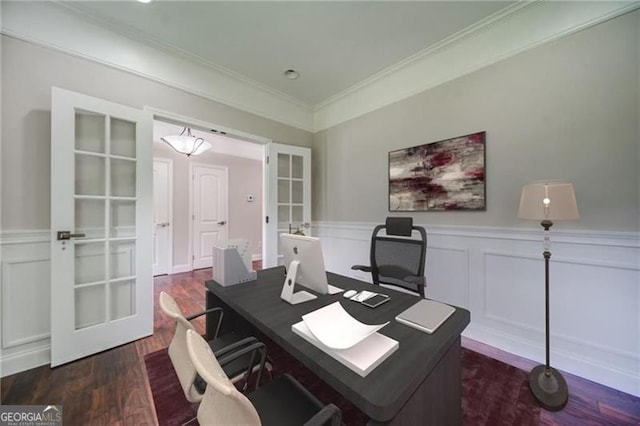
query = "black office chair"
xmin=352 ymin=217 xmax=427 ymax=298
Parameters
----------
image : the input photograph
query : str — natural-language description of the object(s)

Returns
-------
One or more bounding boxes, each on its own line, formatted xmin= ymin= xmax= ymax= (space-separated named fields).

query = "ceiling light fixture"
xmin=161 ymin=127 xmax=212 ymax=157
xmin=137 ymin=0 xmax=153 ymax=3
xmin=284 ymin=69 xmax=299 ymax=80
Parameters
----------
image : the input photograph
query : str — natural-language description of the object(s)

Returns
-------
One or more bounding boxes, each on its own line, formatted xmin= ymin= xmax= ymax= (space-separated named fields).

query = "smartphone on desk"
xmin=361 ymin=293 xmax=390 ymax=308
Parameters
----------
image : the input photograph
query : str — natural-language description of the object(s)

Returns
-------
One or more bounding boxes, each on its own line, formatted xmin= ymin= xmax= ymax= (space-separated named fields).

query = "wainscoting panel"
xmin=2 ymin=226 xmax=639 ymax=398
xmin=314 ymin=221 xmax=640 ymax=397
xmin=0 ymin=231 xmax=52 ymax=377
xmin=1 ymin=256 xmax=51 ymax=348
xmin=426 ymin=246 xmax=469 ymax=309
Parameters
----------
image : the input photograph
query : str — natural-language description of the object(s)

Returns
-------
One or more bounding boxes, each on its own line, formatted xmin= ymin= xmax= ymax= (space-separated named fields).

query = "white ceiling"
xmin=61 ymin=1 xmax=513 ymax=106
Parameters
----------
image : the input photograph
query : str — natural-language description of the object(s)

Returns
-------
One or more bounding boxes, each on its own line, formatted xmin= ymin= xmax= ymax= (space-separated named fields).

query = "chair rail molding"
xmin=313 ymin=221 xmax=640 ymax=398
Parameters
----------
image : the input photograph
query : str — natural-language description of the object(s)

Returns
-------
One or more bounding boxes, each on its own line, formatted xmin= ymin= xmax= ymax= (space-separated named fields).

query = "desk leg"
xmin=205 ymin=289 xmax=252 ymax=340
xmin=368 ymin=337 xmax=462 ymax=426
xmin=205 ymin=290 xmax=219 ymax=340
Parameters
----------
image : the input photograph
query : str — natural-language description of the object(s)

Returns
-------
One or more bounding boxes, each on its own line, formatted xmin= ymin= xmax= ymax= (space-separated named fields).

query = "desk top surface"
xmin=205 ymin=267 xmax=470 ymax=422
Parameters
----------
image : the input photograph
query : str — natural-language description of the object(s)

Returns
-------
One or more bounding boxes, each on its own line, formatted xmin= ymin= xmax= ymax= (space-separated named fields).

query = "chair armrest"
xmin=185 ymin=307 xmax=223 ymax=321
xmin=186 ymin=307 xmax=224 ymax=339
xmin=218 ymin=341 xmax=267 ymax=391
xmin=304 ymin=404 xmax=342 ymax=426
xmin=213 ymin=336 xmax=258 ymax=358
xmin=351 ymin=265 xmax=372 ymax=272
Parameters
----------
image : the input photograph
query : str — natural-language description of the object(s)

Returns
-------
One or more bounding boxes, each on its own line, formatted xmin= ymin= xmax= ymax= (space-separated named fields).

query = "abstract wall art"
xmin=389 ymin=131 xmax=486 ymax=211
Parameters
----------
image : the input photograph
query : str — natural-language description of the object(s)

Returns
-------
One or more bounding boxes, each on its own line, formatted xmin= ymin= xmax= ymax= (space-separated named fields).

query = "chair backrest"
xmin=370 ymin=217 xmax=427 ymax=297
xmin=158 ymin=291 xmax=203 ymax=403
xmin=186 ymin=329 xmax=261 ymax=425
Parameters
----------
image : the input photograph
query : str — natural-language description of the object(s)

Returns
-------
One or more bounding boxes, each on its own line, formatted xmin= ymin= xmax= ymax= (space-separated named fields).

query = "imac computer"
xmin=279 ymin=233 xmax=343 ymax=305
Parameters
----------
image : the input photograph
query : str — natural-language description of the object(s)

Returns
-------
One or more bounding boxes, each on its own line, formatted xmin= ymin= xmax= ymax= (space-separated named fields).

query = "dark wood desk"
xmin=205 ymin=267 xmax=470 ymax=425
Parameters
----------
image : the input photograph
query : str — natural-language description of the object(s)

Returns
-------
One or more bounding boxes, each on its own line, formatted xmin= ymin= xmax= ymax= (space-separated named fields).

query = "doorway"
xmin=149 ymin=109 xmax=268 ymax=273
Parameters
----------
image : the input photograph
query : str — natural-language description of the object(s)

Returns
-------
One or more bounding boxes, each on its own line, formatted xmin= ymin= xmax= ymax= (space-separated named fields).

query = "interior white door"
xmin=153 ymin=159 xmax=172 ymax=276
xmin=192 ymin=164 xmax=228 ymax=270
xmin=264 ymin=143 xmax=311 ymax=268
xmin=50 ymin=87 xmax=153 ymax=367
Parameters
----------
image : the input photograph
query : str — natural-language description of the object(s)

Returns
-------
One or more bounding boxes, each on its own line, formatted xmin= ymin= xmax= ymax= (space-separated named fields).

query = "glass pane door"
xmin=51 ymin=87 xmax=152 ymax=367
xmin=73 ymin=112 xmax=137 ymax=330
xmin=264 ymin=143 xmax=311 ymax=268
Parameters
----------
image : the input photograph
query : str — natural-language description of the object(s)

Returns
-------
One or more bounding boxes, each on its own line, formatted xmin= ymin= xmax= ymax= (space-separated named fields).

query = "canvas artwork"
xmin=389 ymin=131 xmax=486 ymax=211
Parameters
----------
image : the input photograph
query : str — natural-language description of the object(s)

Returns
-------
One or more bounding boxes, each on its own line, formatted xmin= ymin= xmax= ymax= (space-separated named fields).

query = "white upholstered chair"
xmin=186 ymin=329 xmax=342 ymax=426
xmin=159 ymin=291 xmax=267 ymax=403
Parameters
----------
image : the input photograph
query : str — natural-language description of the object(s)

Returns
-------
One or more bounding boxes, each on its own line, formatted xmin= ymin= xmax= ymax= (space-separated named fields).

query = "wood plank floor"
xmin=2 ymin=268 xmax=639 ymax=425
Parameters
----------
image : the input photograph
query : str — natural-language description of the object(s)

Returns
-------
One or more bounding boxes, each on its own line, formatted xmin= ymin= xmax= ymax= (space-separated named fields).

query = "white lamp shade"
xmin=518 ymin=181 xmax=579 ymax=221
xmin=161 ymin=127 xmax=212 ymax=156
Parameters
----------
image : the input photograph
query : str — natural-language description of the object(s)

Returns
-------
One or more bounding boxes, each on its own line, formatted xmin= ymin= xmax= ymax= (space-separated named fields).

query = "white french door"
xmin=191 ymin=164 xmax=229 ymax=270
xmin=50 ymin=87 xmax=153 ymax=367
xmin=153 ymin=159 xmax=172 ymax=276
xmin=264 ymin=143 xmax=311 ymax=268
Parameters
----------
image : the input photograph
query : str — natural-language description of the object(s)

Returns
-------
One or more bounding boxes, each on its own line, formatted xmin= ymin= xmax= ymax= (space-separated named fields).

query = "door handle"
xmin=218 ymin=221 xmax=227 ymax=225
xmin=156 ymin=222 xmax=170 ymax=228
xmin=57 ymin=231 xmax=86 ymax=240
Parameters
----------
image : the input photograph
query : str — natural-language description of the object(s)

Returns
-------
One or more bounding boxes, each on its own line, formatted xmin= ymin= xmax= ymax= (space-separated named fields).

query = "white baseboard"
xmin=1 ymin=344 xmax=50 ymax=378
xmin=171 ymin=263 xmax=191 ymax=274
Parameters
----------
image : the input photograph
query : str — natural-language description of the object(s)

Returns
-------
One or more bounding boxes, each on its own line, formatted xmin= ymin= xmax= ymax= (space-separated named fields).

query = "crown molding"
xmin=0 ymin=1 xmax=315 ymax=132
xmin=313 ymin=1 xmax=640 ymax=131
xmin=1 ymin=1 xmax=637 ymax=134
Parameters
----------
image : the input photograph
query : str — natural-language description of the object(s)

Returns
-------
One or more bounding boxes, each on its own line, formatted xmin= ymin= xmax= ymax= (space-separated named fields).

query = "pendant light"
xmin=161 ymin=127 xmax=212 ymax=157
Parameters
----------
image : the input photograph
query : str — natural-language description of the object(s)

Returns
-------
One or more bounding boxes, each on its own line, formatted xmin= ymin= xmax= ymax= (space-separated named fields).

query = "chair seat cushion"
xmin=248 ymin=374 xmax=324 ymax=426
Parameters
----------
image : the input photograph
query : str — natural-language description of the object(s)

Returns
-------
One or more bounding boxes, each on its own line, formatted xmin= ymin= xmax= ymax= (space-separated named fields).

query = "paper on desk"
xmin=302 ymin=301 xmax=389 ymax=350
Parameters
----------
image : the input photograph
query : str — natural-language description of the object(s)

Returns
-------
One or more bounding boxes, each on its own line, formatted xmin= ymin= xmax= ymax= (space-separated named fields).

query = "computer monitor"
xmin=279 ymin=233 xmax=342 ymax=305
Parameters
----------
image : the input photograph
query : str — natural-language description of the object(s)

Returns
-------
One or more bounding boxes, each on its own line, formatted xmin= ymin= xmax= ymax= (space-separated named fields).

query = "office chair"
xmin=159 ymin=291 xmax=269 ymax=403
xmin=352 ymin=217 xmax=427 ymax=298
xmin=186 ymin=329 xmax=342 ymax=426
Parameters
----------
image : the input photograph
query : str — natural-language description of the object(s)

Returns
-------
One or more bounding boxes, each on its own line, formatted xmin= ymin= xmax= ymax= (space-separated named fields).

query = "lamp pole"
xmin=528 ymin=219 xmax=568 ymax=411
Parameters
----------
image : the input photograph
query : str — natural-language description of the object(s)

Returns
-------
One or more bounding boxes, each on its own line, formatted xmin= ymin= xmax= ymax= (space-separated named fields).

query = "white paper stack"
xmin=291 ymin=301 xmax=398 ymax=377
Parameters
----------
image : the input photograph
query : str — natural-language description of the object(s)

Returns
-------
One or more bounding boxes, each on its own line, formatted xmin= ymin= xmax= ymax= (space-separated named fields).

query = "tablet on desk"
xmin=361 ymin=293 xmax=390 ymax=308
xmin=395 ymin=299 xmax=455 ymax=334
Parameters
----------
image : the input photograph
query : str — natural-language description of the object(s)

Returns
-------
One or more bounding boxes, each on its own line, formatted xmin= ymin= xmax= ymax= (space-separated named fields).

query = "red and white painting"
xmin=389 ymin=132 xmax=486 ymax=211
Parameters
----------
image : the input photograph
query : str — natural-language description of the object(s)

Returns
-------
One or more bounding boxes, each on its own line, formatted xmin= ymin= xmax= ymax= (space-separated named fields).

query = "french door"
xmin=264 ymin=143 xmax=311 ymax=267
xmin=50 ymin=87 xmax=153 ymax=366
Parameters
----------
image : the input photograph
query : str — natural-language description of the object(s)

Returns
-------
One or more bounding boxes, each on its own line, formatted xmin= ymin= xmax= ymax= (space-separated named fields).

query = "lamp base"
xmin=529 ymin=365 xmax=568 ymax=411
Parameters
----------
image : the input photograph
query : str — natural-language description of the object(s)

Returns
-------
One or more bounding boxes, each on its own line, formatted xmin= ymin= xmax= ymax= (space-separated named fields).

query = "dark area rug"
xmin=145 ymin=342 xmax=540 ymax=426
xmin=461 ymin=348 xmax=539 ymax=425
xmin=144 ymin=348 xmax=198 ymax=426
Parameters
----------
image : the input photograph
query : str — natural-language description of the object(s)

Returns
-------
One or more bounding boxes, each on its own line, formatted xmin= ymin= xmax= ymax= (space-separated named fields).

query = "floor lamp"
xmin=518 ymin=180 xmax=579 ymax=411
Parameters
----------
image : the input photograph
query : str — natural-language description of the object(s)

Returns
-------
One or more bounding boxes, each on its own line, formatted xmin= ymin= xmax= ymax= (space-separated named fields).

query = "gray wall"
xmin=0 ymin=35 xmax=312 ymax=231
xmin=313 ymin=10 xmax=640 ymax=232
xmin=153 ymin=142 xmax=263 ymax=267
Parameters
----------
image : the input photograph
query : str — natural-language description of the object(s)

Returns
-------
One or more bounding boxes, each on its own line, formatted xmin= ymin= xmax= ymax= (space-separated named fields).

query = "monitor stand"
xmin=281 ymin=260 xmax=317 ymax=305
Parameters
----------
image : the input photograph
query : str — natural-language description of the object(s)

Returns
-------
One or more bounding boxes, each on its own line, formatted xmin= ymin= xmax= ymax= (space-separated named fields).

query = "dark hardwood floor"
xmin=2 ymin=267 xmax=639 ymax=425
